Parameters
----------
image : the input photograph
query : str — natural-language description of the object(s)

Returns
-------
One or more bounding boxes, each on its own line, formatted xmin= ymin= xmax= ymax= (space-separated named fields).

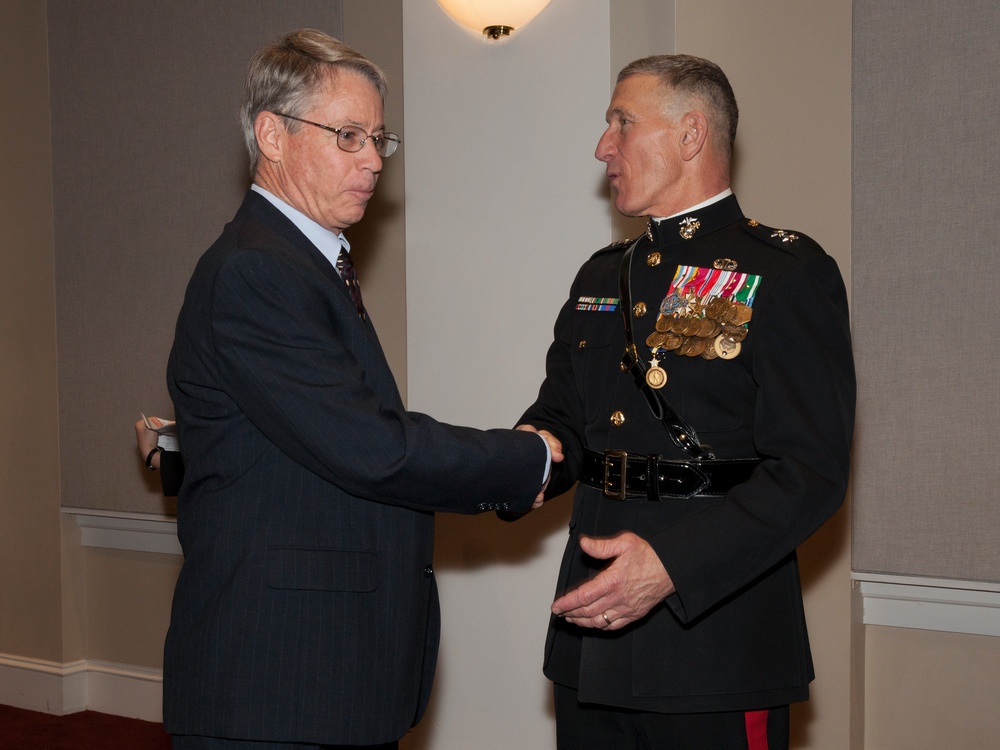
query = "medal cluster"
xmin=647 ymin=292 xmax=751 ymax=362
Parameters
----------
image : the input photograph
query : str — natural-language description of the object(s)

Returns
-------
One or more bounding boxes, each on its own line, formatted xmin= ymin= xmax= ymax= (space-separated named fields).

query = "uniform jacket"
xmin=521 ymin=194 xmax=856 ymax=713
xmin=164 ymin=191 xmax=546 ymax=744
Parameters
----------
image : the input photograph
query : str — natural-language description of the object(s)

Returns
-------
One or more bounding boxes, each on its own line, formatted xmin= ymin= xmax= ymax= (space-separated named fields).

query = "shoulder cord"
xmin=618 ymin=240 xmax=715 ymax=461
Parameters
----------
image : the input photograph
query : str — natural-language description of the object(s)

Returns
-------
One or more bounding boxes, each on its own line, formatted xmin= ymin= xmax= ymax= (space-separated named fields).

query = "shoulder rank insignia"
xmin=745 ymin=218 xmax=811 ymax=253
xmin=770 ymin=229 xmax=799 ymax=243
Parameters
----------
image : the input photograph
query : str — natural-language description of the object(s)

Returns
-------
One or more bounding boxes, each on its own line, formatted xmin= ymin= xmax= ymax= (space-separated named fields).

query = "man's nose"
xmin=595 ymin=130 xmax=615 ymax=161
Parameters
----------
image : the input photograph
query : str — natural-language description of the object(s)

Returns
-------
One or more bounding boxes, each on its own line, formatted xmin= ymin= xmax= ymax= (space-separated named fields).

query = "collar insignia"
xmin=679 ymin=216 xmax=701 ymax=240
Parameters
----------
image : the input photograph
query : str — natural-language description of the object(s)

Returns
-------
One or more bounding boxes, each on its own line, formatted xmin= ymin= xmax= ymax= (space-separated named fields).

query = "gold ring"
xmin=602 ymin=611 xmax=611 ymax=626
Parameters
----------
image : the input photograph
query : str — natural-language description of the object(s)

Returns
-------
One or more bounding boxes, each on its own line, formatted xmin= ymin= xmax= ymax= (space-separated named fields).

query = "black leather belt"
xmin=580 ymin=448 xmax=761 ymax=501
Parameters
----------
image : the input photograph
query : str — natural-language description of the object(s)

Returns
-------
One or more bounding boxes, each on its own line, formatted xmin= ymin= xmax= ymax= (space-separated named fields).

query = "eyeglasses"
xmin=274 ymin=112 xmax=400 ymax=158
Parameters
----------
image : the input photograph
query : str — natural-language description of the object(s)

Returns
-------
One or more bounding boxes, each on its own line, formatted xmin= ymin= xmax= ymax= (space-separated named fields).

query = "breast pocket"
xmin=568 ymin=313 xmax=626 ymax=425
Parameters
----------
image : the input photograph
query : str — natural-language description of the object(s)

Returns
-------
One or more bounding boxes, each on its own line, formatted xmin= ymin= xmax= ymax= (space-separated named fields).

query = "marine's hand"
xmin=550 ymin=532 xmax=675 ymax=630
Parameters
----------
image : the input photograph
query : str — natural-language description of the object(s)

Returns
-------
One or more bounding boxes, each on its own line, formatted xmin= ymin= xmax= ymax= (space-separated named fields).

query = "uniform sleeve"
xmin=655 ymin=252 xmax=856 ymax=622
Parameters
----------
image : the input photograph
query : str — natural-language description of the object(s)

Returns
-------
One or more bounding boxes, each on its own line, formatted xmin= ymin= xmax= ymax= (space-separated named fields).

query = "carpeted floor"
xmin=0 ymin=704 xmax=171 ymax=749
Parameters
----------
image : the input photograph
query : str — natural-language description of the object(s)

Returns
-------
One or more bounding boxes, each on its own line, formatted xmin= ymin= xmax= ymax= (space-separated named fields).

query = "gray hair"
xmin=618 ymin=54 xmax=738 ymax=165
xmin=240 ymin=28 xmax=388 ymax=176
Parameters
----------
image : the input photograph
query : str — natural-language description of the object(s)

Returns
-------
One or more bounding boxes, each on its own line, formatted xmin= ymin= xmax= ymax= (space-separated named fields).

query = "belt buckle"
xmin=603 ymin=450 xmax=628 ymax=500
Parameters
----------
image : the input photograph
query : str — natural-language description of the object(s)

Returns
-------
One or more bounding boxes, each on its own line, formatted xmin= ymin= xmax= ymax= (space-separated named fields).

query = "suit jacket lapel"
xmin=239 ymin=190 xmax=360 ymax=313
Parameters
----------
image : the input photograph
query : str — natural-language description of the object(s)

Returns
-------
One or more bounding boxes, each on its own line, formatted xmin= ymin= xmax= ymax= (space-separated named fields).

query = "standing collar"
xmin=645 ymin=192 xmax=744 ymax=247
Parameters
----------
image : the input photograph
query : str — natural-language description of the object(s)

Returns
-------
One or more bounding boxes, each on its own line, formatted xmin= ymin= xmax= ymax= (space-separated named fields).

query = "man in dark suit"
xmin=163 ymin=29 xmax=560 ymax=750
xmin=518 ymin=55 xmax=856 ymax=749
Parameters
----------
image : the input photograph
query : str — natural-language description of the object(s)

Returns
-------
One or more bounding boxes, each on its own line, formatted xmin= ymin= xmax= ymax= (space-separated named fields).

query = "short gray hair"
xmin=618 ymin=54 xmax=738 ymax=165
xmin=240 ymin=28 xmax=388 ymax=176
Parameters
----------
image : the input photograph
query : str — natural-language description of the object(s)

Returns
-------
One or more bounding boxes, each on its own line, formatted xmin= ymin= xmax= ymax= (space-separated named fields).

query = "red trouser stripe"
xmin=745 ymin=709 xmax=769 ymax=750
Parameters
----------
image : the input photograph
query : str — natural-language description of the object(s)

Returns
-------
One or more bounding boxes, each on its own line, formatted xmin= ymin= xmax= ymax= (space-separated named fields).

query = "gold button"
xmin=610 ymin=410 xmax=626 ymax=427
xmin=633 ymin=302 xmax=647 ymax=318
xmin=578 ymin=340 xmax=587 ymax=349
xmin=647 ymin=251 xmax=661 ymax=267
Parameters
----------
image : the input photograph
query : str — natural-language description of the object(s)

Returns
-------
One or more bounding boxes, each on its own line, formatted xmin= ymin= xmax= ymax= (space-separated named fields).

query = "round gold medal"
xmin=685 ymin=338 xmax=707 ymax=357
xmin=722 ymin=323 xmax=748 ymax=342
xmin=645 ymin=364 xmax=667 ymax=389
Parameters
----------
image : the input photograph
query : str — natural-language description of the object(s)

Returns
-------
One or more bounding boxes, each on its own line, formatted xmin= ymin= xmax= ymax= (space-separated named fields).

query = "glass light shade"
xmin=435 ymin=0 xmax=552 ymax=37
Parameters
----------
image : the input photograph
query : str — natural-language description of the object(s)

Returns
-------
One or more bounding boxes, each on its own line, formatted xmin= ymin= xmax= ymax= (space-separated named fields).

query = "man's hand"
xmin=551 ymin=532 xmax=675 ymax=630
xmin=516 ymin=424 xmax=564 ymax=508
xmin=135 ymin=417 xmax=162 ymax=469
xmin=516 ymin=423 xmax=564 ymax=462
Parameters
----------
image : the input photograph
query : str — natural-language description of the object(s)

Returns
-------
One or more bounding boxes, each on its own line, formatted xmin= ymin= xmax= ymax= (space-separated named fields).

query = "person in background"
xmin=518 ymin=54 xmax=856 ymax=749
xmin=159 ymin=28 xmax=560 ymax=750
xmin=134 ymin=416 xmax=182 ymax=496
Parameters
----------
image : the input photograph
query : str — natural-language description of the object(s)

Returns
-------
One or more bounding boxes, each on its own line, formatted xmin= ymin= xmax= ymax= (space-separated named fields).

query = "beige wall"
xmin=864 ymin=626 xmax=1000 ymax=748
xmin=0 ymin=0 xmax=64 ymax=665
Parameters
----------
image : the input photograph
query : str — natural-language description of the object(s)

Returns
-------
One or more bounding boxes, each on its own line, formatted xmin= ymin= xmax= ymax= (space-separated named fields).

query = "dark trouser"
xmin=172 ymin=736 xmax=397 ymax=750
xmin=554 ymin=684 xmax=789 ymax=750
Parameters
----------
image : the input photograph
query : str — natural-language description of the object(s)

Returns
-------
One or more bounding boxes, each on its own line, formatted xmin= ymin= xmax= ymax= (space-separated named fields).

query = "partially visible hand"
xmin=135 ymin=417 xmax=162 ymax=470
xmin=516 ymin=423 xmax=564 ymax=463
xmin=551 ymin=532 xmax=675 ymax=631
xmin=536 ymin=429 xmax=564 ymax=463
xmin=517 ymin=423 xmax=563 ymax=509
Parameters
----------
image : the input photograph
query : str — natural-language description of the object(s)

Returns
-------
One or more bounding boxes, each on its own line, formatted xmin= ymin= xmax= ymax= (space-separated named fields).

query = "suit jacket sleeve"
xmin=199 ymin=244 xmax=545 ymax=514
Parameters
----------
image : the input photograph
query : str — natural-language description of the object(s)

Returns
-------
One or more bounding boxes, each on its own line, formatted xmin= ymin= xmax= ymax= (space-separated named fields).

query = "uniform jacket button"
xmin=423 ymin=565 xmax=434 ymax=578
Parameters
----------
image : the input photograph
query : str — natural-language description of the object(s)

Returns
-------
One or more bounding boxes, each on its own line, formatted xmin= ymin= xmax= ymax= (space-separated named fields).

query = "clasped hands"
xmin=515 ymin=424 xmax=564 ymax=509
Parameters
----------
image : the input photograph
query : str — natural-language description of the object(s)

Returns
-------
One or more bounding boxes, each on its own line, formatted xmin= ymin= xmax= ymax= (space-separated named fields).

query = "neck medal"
xmin=646 ymin=263 xmax=761 ymax=363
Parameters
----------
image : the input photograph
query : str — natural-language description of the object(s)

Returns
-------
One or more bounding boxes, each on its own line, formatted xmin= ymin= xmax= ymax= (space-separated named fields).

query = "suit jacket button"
xmin=423 ymin=565 xmax=434 ymax=578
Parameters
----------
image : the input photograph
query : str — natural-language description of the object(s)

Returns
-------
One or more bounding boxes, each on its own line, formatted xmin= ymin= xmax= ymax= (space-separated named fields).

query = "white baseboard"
xmin=64 ymin=507 xmax=181 ymax=556
xmin=0 ymin=653 xmax=162 ymax=721
xmin=853 ymin=573 xmax=1000 ymax=637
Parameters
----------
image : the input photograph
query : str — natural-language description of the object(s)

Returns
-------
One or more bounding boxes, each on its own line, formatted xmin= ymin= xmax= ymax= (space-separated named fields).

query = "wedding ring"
xmin=602 ymin=611 xmax=611 ymax=626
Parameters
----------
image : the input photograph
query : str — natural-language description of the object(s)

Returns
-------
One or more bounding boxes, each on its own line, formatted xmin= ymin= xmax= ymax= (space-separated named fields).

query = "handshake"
xmin=516 ymin=423 xmax=565 ymax=509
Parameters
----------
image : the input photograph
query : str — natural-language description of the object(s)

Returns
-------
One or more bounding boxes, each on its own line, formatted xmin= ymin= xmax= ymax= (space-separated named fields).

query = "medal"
xmin=645 ymin=264 xmax=762 ymax=363
xmin=713 ymin=334 xmax=742 ymax=360
xmin=645 ymin=355 xmax=668 ymax=389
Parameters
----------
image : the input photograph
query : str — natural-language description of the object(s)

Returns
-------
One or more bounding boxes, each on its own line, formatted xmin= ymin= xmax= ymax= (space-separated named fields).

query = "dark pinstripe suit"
xmin=164 ymin=191 xmax=545 ymax=745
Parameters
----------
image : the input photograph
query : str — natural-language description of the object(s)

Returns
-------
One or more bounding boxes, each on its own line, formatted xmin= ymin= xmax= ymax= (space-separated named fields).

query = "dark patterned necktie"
xmin=335 ymin=247 xmax=366 ymax=320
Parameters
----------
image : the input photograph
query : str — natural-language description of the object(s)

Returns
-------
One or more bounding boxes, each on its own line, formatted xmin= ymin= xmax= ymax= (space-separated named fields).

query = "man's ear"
xmin=678 ymin=110 xmax=709 ymax=162
xmin=255 ymin=111 xmax=283 ymax=164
